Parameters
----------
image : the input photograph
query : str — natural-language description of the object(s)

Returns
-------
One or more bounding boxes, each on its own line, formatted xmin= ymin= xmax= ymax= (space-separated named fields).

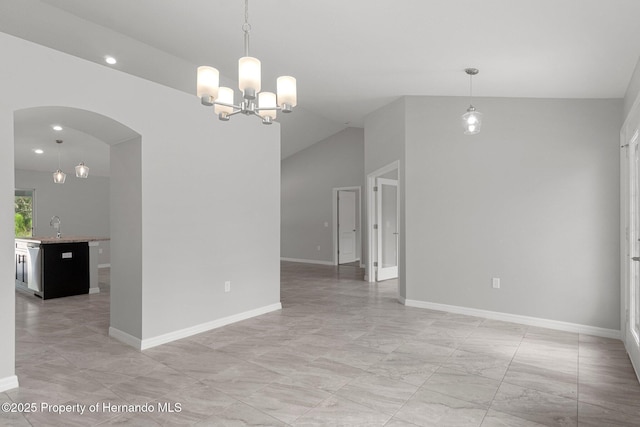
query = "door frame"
xmin=366 ymin=160 xmax=400 ymax=283
xmin=622 ymin=94 xmax=640 ymax=382
xmin=332 ymin=186 xmax=362 ymax=266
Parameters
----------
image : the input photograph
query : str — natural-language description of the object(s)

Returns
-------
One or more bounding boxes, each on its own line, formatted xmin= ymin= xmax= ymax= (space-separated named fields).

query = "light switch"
xmin=492 ymin=277 xmax=500 ymax=289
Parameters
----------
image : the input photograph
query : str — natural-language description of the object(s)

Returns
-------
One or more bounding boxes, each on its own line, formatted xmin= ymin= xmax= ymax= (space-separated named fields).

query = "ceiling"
xmin=14 ymin=107 xmax=139 ymax=177
xmin=3 ymin=0 xmax=640 ymax=171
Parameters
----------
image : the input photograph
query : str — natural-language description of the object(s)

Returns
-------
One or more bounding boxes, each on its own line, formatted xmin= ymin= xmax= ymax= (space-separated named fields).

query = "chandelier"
xmin=196 ymin=0 xmax=297 ymax=125
xmin=461 ymin=68 xmax=483 ymax=135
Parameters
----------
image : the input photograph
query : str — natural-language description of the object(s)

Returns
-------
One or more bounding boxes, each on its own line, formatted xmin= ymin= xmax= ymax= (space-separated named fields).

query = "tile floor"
xmin=2 ymin=262 xmax=640 ymax=426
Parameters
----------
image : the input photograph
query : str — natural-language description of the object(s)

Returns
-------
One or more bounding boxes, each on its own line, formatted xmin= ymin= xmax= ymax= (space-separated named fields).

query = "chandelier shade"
xmin=197 ymin=66 xmax=219 ymax=101
xmin=196 ymin=0 xmax=296 ymax=124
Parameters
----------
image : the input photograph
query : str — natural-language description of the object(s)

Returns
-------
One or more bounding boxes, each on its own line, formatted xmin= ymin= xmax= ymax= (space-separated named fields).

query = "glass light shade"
xmin=196 ymin=66 xmax=220 ymax=99
xmin=258 ymin=92 xmax=277 ymax=119
xmin=462 ymin=107 xmax=483 ymax=135
xmin=277 ymin=76 xmax=297 ymax=107
xmin=238 ymin=57 xmax=261 ymax=94
xmin=75 ymin=162 xmax=89 ymax=178
xmin=214 ymin=87 xmax=235 ymax=115
xmin=53 ymin=169 xmax=66 ymax=184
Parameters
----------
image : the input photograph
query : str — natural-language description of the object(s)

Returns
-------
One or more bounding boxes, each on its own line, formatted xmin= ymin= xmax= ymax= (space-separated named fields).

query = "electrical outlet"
xmin=225 ymin=281 xmax=231 ymax=292
xmin=316 ymin=245 xmax=321 ymax=251
xmin=98 ymin=248 xmax=103 ymax=254
xmin=492 ymin=277 xmax=500 ymax=289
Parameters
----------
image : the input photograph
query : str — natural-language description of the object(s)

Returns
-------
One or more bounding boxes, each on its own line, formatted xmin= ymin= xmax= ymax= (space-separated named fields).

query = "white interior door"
xmin=376 ymin=178 xmax=398 ymax=281
xmin=338 ymin=190 xmax=357 ymax=264
xmin=626 ymin=129 xmax=640 ymax=376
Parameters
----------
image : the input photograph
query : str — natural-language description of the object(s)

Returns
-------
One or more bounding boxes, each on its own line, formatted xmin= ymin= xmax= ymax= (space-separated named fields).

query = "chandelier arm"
xmin=255 ymin=106 xmax=282 ymax=112
xmin=213 ymin=101 xmax=242 ymax=110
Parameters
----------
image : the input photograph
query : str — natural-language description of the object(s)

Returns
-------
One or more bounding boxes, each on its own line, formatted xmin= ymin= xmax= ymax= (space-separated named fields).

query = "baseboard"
xmin=404 ymin=299 xmax=621 ymax=340
xmin=397 ymin=295 xmax=406 ymax=305
xmin=98 ymin=263 xmax=111 ymax=269
xmin=280 ymin=257 xmax=334 ymax=266
xmin=88 ymin=287 xmax=100 ymax=294
xmin=139 ymin=302 xmax=283 ymax=350
xmin=109 ymin=327 xmax=143 ymax=350
xmin=0 ymin=375 xmax=19 ymax=392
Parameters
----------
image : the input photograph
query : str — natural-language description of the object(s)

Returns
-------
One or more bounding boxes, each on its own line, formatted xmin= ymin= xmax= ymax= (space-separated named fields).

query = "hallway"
xmin=2 ymin=262 xmax=640 ymax=425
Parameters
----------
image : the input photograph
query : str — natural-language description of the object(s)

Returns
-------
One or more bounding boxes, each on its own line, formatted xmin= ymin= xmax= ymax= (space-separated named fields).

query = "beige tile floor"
xmin=2 ymin=262 xmax=640 ymax=426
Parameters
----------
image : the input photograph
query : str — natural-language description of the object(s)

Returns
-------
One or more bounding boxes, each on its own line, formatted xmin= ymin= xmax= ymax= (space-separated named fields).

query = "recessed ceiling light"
xmin=104 ymin=56 xmax=117 ymax=65
xmin=33 ymin=149 xmax=44 ymax=154
xmin=52 ymin=125 xmax=63 ymax=131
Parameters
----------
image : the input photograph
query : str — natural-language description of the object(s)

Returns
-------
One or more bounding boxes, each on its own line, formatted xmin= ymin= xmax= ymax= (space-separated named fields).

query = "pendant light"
xmin=196 ymin=0 xmax=297 ymax=124
xmin=75 ymin=162 xmax=89 ymax=178
xmin=461 ymin=68 xmax=483 ymax=135
xmin=52 ymin=139 xmax=66 ymax=184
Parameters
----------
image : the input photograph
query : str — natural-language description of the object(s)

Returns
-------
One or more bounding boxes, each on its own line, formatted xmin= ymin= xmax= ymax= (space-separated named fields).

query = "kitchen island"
xmin=15 ymin=236 xmax=109 ymax=300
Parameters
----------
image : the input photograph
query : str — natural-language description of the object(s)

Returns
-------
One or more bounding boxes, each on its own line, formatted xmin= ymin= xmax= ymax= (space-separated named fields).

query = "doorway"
xmin=367 ymin=161 xmax=401 ymax=284
xmin=622 ymin=104 xmax=640 ymax=380
xmin=333 ymin=186 xmax=361 ymax=266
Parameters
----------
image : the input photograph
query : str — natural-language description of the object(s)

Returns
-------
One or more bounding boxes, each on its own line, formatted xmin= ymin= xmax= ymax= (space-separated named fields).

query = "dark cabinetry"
xmin=41 ymin=242 xmax=89 ymax=299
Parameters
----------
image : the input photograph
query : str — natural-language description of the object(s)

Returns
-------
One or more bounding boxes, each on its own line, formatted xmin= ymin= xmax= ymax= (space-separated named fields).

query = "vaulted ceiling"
xmin=3 ymin=0 xmax=640 ymax=168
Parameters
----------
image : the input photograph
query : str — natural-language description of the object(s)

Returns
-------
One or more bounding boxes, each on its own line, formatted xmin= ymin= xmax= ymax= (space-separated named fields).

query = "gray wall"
xmin=625 ymin=56 xmax=640 ymax=118
xmin=364 ymin=98 xmax=406 ymax=291
xmin=281 ymin=127 xmax=364 ymax=263
xmin=14 ymin=168 xmax=110 ymax=265
xmin=402 ymin=96 xmax=622 ymax=329
xmin=110 ymin=137 xmax=142 ymax=338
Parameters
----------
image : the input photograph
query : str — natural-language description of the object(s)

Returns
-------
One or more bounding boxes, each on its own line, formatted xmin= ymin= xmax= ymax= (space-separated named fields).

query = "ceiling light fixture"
xmin=75 ymin=162 xmax=89 ymax=178
xmin=33 ymin=149 xmax=44 ymax=154
xmin=52 ymin=125 xmax=63 ymax=131
xmin=104 ymin=56 xmax=117 ymax=65
xmin=196 ymin=0 xmax=297 ymax=125
xmin=53 ymin=139 xmax=66 ymax=184
xmin=461 ymin=68 xmax=483 ymax=135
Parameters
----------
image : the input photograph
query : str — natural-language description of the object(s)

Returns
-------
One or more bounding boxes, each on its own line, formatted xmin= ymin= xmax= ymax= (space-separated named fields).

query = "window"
xmin=15 ymin=189 xmax=35 ymax=237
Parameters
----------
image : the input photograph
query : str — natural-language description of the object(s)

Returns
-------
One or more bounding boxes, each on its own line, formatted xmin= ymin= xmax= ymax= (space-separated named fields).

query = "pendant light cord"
xmin=469 ymin=73 xmax=473 ymax=105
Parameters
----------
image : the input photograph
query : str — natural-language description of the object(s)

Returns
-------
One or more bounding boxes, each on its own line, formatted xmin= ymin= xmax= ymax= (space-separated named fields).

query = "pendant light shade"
xmin=75 ymin=162 xmax=89 ymax=178
xmin=53 ymin=139 xmax=66 ymax=184
xmin=461 ymin=68 xmax=482 ymax=135
xmin=462 ymin=106 xmax=483 ymax=135
xmin=53 ymin=169 xmax=66 ymax=184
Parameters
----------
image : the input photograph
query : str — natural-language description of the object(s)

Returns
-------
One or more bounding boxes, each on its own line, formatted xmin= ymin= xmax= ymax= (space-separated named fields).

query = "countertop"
xmin=15 ymin=236 xmax=110 ymax=245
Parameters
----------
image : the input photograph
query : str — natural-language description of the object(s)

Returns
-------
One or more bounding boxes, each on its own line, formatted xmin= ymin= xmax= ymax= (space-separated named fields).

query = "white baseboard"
xmin=397 ymin=295 xmax=406 ymax=305
xmin=98 ymin=263 xmax=111 ymax=269
xmin=0 ymin=375 xmax=19 ymax=392
xmin=89 ymin=287 xmax=100 ymax=294
xmin=281 ymin=257 xmax=334 ymax=266
xmin=141 ymin=302 xmax=282 ymax=350
xmin=404 ymin=299 xmax=621 ymax=340
xmin=109 ymin=327 xmax=142 ymax=350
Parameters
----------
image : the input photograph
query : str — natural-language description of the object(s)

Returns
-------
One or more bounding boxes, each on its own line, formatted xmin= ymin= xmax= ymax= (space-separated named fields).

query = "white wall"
xmin=0 ymin=32 xmax=280 ymax=389
xmin=14 ymin=168 xmax=110 ymax=265
xmin=401 ymin=96 xmax=622 ymax=330
xmin=281 ymin=127 xmax=364 ymax=263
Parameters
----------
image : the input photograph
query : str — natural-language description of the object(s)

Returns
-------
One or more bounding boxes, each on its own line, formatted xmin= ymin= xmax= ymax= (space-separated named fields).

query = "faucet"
xmin=50 ymin=216 xmax=61 ymax=238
